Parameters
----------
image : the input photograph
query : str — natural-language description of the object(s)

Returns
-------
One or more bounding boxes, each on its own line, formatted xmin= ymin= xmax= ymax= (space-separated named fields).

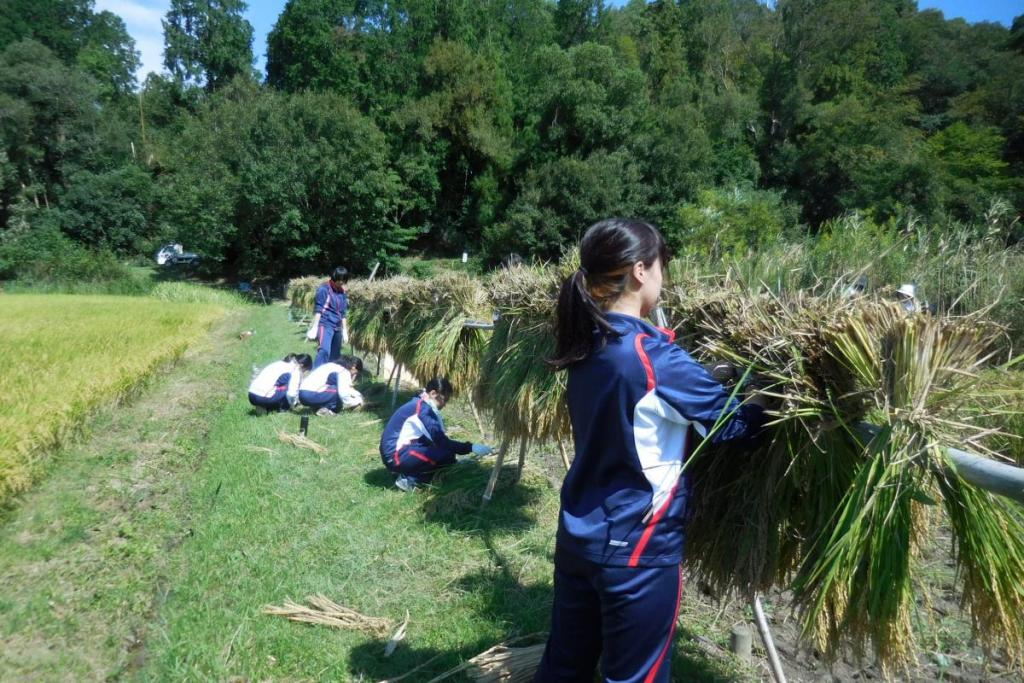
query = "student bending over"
xmin=298 ymin=355 xmax=364 ymax=416
xmin=248 ymin=353 xmax=312 ymax=412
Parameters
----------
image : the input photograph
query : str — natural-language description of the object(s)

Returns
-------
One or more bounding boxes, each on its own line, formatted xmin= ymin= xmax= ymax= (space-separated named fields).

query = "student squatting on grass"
xmin=379 ymin=378 xmax=494 ymax=492
xmin=298 ymin=355 xmax=365 ymax=416
xmin=248 ymin=353 xmax=313 ymax=412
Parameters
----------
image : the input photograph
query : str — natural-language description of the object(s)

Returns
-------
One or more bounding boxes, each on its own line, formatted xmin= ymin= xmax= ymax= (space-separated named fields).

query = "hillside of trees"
xmin=1 ymin=0 xmax=1022 ymax=280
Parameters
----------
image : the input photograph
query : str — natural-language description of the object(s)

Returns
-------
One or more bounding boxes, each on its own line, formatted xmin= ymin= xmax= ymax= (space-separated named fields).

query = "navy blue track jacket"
xmin=315 ymin=281 xmax=348 ymax=329
xmin=557 ymin=312 xmax=765 ymax=568
xmin=379 ymin=397 xmax=472 ymax=466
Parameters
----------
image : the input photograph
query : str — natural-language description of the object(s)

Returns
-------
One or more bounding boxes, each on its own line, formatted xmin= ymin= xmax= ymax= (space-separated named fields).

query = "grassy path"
xmin=0 ymin=303 xmax=750 ymax=682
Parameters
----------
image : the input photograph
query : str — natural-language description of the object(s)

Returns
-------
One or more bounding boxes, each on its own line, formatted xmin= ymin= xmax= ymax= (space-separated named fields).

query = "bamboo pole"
xmin=469 ymin=400 xmax=486 ymax=440
xmin=482 ymin=437 xmax=511 ymax=503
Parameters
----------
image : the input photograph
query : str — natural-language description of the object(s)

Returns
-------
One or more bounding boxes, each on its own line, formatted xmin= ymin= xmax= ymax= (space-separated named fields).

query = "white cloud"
xmin=94 ymin=0 xmax=170 ymax=81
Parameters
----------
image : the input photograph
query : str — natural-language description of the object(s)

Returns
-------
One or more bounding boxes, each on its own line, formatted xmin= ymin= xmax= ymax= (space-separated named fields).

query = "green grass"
xmin=0 ymin=294 xmax=225 ymax=505
xmin=0 ymin=299 xmax=755 ymax=682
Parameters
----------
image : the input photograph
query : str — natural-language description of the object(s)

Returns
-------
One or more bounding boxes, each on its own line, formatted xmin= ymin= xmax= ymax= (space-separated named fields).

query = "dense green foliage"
xmin=1 ymin=0 xmax=1022 ymax=279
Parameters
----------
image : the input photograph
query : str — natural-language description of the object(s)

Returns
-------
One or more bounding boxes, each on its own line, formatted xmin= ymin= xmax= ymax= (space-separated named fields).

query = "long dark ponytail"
xmin=548 ymin=218 xmax=668 ymax=370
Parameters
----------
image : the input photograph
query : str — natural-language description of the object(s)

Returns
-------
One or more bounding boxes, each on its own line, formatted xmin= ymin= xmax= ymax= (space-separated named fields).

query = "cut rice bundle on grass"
xmin=263 ymin=595 xmax=392 ymax=637
xmin=417 ymin=635 xmax=546 ymax=683
xmin=466 ymin=643 xmax=545 ymax=682
xmin=277 ymin=430 xmax=328 ymax=456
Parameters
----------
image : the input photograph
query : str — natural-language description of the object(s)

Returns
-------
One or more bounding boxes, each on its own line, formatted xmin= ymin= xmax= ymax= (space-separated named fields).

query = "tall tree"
xmin=0 ymin=0 xmax=138 ymax=97
xmin=163 ymin=0 xmax=254 ymax=91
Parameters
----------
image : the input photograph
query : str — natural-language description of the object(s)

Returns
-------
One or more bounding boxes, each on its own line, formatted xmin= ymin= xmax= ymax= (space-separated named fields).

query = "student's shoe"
xmin=394 ymin=475 xmax=417 ymax=492
xmin=316 ymin=407 xmax=337 ymax=417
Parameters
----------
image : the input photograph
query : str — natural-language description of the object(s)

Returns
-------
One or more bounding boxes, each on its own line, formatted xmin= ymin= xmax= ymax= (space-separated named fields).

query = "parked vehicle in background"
xmin=156 ymin=244 xmax=200 ymax=266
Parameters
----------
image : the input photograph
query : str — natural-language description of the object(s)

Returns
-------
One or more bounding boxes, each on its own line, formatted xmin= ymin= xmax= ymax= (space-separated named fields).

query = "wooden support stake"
xmin=729 ymin=625 xmax=752 ymax=663
xmin=557 ymin=441 xmax=572 ymax=472
xmin=391 ymin=364 xmax=403 ymax=408
xmin=469 ymin=400 xmax=486 ymax=439
xmin=514 ymin=439 xmax=528 ymax=483
xmin=482 ymin=437 xmax=510 ymax=503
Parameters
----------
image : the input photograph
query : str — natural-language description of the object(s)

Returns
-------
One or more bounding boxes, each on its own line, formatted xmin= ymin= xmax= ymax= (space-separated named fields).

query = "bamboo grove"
xmin=288 ymin=267 xmax=1024 ymax=673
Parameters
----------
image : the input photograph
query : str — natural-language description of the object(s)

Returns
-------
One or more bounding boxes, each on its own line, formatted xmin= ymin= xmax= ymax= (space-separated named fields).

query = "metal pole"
xmin=857 ymin=423 xmax=1024 ymax=505
xmin=752 ymin=595 xmax=788 ymax=683
xmin=946 ymin=446 xmax=1024 ymax=505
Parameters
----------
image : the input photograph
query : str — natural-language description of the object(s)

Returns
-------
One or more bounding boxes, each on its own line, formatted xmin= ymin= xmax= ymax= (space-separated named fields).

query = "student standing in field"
xmin=298 ymin=355 xmax=365 ymax=416
xmin=379 ymin=378 xmax=493 ymax=492
xmin=248 ymin=353 xmax=313 ymax=412
xmin=307 ymin=266 xmax=350 ymax=368
xmin=534 ymin=218 xmax=768 ymax=683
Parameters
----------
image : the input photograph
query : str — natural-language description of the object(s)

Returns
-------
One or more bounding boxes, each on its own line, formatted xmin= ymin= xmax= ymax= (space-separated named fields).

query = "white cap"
xmin=895 ymin=283 xmax=916 ymax=299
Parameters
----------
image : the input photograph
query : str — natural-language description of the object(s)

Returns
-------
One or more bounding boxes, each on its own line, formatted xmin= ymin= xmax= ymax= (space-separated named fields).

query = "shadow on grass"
xmin=347 ymin=563 xmax=552 ymax=682
xmin=346 ymin=568 xmax=746 ymax=682
xmin=363 ymin=467 xmax=397 ymax=490
xmin=418 ymin=464 xmax=541 ymax=533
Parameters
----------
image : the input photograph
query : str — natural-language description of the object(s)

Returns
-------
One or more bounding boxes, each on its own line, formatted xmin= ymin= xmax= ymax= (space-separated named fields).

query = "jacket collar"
xmin=605 ymin=311 xmax=676 ymax=343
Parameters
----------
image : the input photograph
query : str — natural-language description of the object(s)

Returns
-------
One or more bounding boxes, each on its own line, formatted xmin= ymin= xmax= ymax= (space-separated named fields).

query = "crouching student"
xmin=248 ymin=353 xmax=313 ymax=412
xmin=379 ymin=378 xmax=493 ymax=492
xmin=298 ymin=355 xmax=364 ymax=416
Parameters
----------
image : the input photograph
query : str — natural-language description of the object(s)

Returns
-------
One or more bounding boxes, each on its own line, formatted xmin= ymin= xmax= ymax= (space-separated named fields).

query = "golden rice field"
xmin=0 ymin=294 xmax=225 ymax=505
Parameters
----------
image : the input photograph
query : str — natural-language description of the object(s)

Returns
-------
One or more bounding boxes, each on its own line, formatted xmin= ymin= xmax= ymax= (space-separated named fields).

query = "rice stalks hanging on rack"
xmin=476 ymin=262 xmax=571 ymax=445
xmin=660 ymin=283 xmax=1024 ymax=673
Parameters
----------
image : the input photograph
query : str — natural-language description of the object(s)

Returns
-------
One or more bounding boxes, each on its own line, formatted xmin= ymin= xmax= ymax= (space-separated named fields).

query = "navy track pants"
xmin=534 ymin=551 xmax=683 ymax=683
xmin=299 ymin=386 xmax=340 ymax=412
xmin=248 ymin=389 xmax=289 ymax=412
xmin=314 ymin=324 xmax=342 ymax=369
xmin=385 ymin=444 xmax=459 ymax=482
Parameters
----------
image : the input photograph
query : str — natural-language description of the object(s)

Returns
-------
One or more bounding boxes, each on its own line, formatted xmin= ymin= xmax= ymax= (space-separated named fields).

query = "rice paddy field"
xmin=0 ymin=294 xmax=226 ymax=506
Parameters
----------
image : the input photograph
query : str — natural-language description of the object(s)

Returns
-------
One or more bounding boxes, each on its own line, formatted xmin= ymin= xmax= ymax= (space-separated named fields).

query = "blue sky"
xmin=95 ymin=0 xmax=1023 ymax=83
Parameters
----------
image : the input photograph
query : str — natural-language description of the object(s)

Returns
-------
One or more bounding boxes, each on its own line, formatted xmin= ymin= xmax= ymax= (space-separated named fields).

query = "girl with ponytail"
xmin=535 ymin=218 xmax=767 ymax=683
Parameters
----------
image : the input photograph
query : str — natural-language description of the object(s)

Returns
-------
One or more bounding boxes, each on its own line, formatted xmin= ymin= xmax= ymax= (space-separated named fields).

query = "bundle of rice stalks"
xmin=347 ymin=276 xmax=420 ymax=357
xmin=475 ymin=263 xmax=571 ymax=445
xmin=277 ymin=430 xmax=328 ymax=456
xmin=391 ymin=273 xmax=491 ymax=391
xmin=263 ymin=594 xmax=392 ymax=637
xmin=466 ymin=643 xmax=545 ymax=682
xmin=662 ymin=285 xmax=1024 ymax=672
xmin=287 ymin=275 xmax=322 ymax=315
xmin=347 ymin=274 xmax=490 ymax=391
